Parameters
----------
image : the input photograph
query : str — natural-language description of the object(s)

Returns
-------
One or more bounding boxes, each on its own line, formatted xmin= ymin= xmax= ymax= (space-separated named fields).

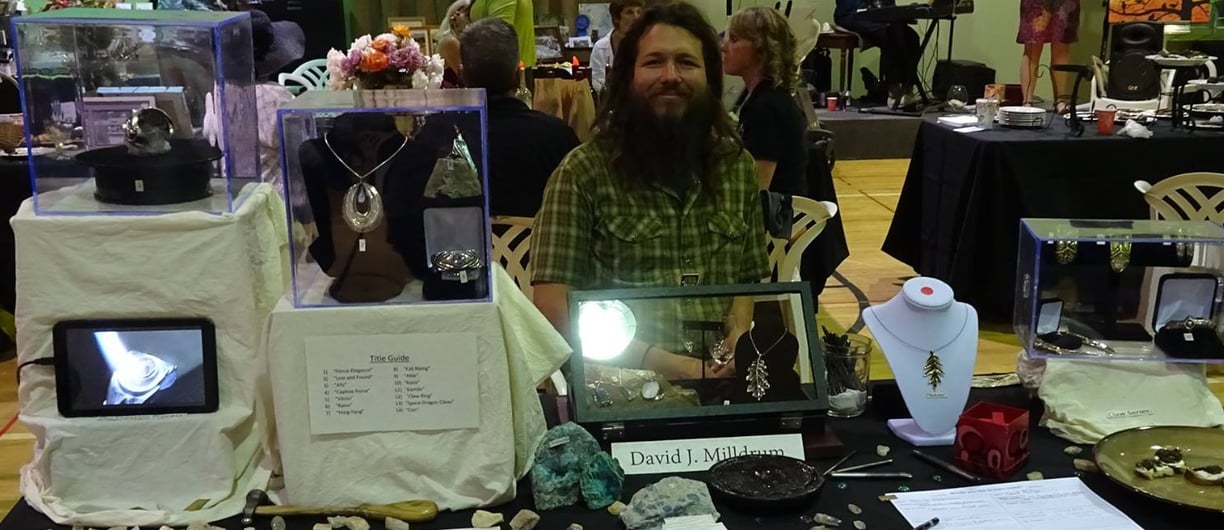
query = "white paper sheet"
xmin=889 ymin=478 xmax=1142 ymax=530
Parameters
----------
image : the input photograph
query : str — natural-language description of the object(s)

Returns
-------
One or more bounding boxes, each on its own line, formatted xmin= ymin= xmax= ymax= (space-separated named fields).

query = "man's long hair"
xmin=593 ymin=1 xmax=741 ymax=190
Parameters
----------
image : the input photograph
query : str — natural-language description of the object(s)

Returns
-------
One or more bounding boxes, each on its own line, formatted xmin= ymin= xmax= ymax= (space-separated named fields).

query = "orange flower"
xmin=371 ymin=36 xmax=394 ymax=52
xmin=392 ymin=24 xmax=412 ymax=38
xmin=360 ymin=50 xmax=389 ymax=72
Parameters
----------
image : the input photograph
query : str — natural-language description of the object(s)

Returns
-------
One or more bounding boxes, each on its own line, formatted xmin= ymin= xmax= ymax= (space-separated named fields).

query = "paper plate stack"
xmin=997 ymin=106 xmax=1047 ymax=129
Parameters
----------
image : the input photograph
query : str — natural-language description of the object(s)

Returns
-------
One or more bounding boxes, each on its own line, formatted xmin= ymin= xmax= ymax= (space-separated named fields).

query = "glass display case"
xmin=568 ymin=282 xmax=828 ymax=442
xmin=1015 ymin=219 xmax=1224 ymax=363
xmin=279 ymin=89 xmax=490 ymax=307
xmin=13 ymin=8 xmax=257 ymax=214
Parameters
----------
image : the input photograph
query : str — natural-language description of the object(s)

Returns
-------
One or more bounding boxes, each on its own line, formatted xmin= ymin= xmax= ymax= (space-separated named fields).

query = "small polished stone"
xmin=848 ymin=503 xmax=862 ymax=515
xmin=854 ymin=520 xmax=867 ymax=530
xmin=810 ymin=513 xmax=842 ymax=526
xmin=343 ymin=516 xmax=370 ymax=530
xmin=876 ymin=445 xmax=891 ymax=457
xmin=328 ymin=516 xmax=348 ymax=528
xmin=1027 ymin=471 xmax=1045 ymax=481
xmin=607 ymin=501 xmax=627 ymax=515
xmin=472 ymin=510 xmax=504 ymax=528
xmin=1074 ymin=458 xmax=1100 ymax=473
xmin=1064 ymin=446 xmax=1084 ymax=456
xmin=566 ymin=525 xmax=584 ymax=530
xmin=384 ymin=517 xmax=411 ymax=530
xmin=897 ymin=485 xmax=911 ymax=492
xmin=312 ymin=524 xmax=331 ymax=530
xmin=510 ymin=509 xmax=540 ymax=530
xmin=837 ymin=482 xmax=848 ymax=489
xmin=271 ymin=516 xmax=286 ymax=530
xmin=932 ymin=474 xmax=943 ymax=482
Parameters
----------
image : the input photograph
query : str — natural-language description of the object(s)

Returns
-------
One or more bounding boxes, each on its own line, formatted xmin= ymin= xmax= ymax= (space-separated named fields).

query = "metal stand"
xmin=1053 ymin=64 xmax=1093 ymax=137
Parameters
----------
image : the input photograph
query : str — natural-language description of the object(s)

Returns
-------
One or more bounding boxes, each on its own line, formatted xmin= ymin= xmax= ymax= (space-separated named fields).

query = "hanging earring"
xmin=1109 ymin=240 xmax=1132 ymax=273
xmin=1054 ymin=240 xmax=1078 ymax=264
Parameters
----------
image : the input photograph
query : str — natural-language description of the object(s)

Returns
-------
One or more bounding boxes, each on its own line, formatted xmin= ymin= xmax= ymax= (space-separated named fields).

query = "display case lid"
xmin=1021 ymin=219 xmax=1224 ymax=242
xmin=567 ymin=282 xmax=828 ymax=438
xmin=19 ymin=7 xmax=248 ymax=24
xmin=280 ymin=89 xmax=488 ymax=114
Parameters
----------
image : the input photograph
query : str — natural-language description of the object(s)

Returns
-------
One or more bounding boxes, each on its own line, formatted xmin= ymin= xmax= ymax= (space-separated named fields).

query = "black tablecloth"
xmin=882 ymin=117 xmax=1224 ymax=319
xmin=2 ymin=383 xmax=1218 ymax=530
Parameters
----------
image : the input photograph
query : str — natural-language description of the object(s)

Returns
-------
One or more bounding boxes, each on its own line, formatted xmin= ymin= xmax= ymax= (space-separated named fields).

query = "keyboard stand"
xmin=859 ymin=14 xmax=959 ymax=116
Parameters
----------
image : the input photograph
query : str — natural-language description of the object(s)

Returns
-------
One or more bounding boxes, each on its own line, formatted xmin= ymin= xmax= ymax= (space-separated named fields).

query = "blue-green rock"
xmin=620 ymin=477 xmax=719 ymax=530
xmin=580 ymin=452 xmax=625 ymax=509
xmin=531 ymin=422 xmax=603 ymax=510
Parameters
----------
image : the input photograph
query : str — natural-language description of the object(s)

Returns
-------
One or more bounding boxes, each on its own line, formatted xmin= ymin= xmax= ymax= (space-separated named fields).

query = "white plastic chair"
xmin=1134 ymin=172 xmax=1224 ymax=222
xmin=490 ymin=215 xmax=535 ymax=301
xmin=277 ymin=58 xmax=329 ymax=94
xmin=765 ymin=197 xmax=839 ymax=283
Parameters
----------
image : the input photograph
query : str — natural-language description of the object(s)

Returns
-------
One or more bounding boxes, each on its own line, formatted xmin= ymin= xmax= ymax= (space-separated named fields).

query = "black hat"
xmin=250 ymin=9 xmax=305 ymax=77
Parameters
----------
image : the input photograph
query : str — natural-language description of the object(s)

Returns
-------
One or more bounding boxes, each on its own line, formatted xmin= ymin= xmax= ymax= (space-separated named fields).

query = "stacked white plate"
xmin=997 ymin=106 xmax=1046 ymax=128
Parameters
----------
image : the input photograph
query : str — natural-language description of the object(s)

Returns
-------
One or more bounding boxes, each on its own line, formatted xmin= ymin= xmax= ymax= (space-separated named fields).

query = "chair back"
xmin=1136 ymin=172 xmax=1224 ymax=222
xmin=491 ymin=215 xmax=535 ymax=300
xmin=277 ymin=72 xmax=311 ymax=95
xmin=765 ymin=196 xmax=839 ymax=283
xmin=292 ymin=58 xmax=330 ymax=89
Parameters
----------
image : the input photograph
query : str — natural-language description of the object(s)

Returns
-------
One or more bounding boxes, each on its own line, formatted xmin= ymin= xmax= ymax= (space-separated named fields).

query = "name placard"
xmin=611 ymin=434 xmax=806 ymax=475
xmin=305 ymin=333 xmax=479 ymax=435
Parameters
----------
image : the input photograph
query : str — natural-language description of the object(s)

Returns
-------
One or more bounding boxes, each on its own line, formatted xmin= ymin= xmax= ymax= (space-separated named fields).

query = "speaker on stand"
xmin=1107 ymin=21 xmax=1163 ymax=101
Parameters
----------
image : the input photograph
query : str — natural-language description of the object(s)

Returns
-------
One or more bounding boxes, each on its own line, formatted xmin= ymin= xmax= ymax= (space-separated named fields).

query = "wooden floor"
xmin=0 ymin=159 xmax=1215 ymax=515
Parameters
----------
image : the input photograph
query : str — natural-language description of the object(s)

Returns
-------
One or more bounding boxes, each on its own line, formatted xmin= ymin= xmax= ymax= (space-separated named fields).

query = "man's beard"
xmin=618 ymin=89 xmax=719 ymax=194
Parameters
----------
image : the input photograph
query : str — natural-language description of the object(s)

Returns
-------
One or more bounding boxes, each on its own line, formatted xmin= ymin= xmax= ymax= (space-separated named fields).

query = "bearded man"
xmin=531 ymin=1 xmax=769 ymax=380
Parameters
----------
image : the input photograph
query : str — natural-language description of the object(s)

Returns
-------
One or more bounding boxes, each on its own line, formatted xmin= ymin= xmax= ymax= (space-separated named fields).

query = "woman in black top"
xmin=723 ymin=7 xmax=808 ymax=198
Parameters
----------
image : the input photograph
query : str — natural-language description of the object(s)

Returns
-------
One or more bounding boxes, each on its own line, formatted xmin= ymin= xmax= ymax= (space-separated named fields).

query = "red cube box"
xmin=955 ymin=402 xmax=1030 ymax=479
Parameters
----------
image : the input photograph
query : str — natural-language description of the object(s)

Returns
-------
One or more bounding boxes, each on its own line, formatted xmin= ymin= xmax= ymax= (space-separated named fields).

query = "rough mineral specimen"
xmin=327 ymin=516 xmax=347 ymax=529
xmin=509 ymin=509 xmax=541 ymax=530
xmin=343 ymin=516 xmax=370 ymax=530
xmin=581 ymin=452 xmax=626 ymax=509
xmin=271 ymin=516 xmax=286 ymax=530
xmin=619 ymin=477 xmax=719 ymax=530
xmin=607 ymin=501 xmax=628 ymax=516
xmin=1064 ymin=446 xmax=1084 ymax=456
xmin=471 ymin=510 xmax=504 ymax=528
xmin=532 ymin=422 xmax=604 ymax=510
xmin=1074 ymin=459 xmax=1100 ymax=473
xmin=876 ymin=445 xmax=890 ymax=457
xmin=384 ymin=517 xmax=411 ymax=530
xmin=810 ymin=513 xmax=841 ymax=526
xmin=566 ymin=524 xmax=584 ymax=530
xmin=1027 ymin=471 xmax=1045 ymax=481
xmin=848 ymin=503 xmax=862 ymax=515
xmin=312 ymin=524 xmax=331 ymax=530
xmin=853 ymin=520 xmax=867 ymax=530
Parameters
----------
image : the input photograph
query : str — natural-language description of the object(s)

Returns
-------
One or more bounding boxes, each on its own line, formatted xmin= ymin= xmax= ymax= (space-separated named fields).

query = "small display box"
xmin=278 ymin=89 xmax=491 ymax=307
xmin=568 ymin=282 xmax=828 ymax=442
xmin=1015 ymin=219 xmax=1224 ymax=363
xmin=13 ymin=8 xmax=257 ymax=214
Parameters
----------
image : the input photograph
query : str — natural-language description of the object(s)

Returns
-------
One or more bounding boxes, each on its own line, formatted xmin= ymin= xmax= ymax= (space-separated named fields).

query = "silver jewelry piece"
xmin=1165 ymin=317 xmax=1214 ymax=331
xmin=123 ymin=107 xmax=175 ymax=156
xmin=431 ymin=249 xmax=480 ymax=272
xmin=745 ymin=322 xmax=786 ymax=401
xmin=641 ymin=380 xmax=662 ymax=400
xmin=340 ymin=181 xmax=384 ymax=233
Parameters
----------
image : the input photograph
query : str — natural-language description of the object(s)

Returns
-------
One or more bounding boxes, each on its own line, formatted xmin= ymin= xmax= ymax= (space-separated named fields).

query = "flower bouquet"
xmin=326 ymin=25 xmax=445 ymax=90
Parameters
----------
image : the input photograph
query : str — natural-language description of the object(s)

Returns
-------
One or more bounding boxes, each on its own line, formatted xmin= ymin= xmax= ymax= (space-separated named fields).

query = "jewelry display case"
xmin=278 ymin=89 xmax=490 ymax=307
xmin=1015 ymin=219 xmax=1224 ymax=363
xmin=14 ymin=9 xmax=258 ymax=214
xmin=568 ymin=282 xmax=828 ymax=442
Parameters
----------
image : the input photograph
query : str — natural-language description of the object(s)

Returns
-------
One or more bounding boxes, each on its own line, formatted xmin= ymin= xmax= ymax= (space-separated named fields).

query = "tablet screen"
xmin=54 ymin=319 xmax=218 ymax=417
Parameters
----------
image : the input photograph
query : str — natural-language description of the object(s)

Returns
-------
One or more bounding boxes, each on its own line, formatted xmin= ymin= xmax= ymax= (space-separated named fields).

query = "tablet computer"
xmin=53 ymin=318 xmax=219 ymax=417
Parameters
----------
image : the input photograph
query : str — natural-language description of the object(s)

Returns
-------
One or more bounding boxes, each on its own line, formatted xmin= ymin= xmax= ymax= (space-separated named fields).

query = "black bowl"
xmin=706 ymin=454 xmax=825 ymax=514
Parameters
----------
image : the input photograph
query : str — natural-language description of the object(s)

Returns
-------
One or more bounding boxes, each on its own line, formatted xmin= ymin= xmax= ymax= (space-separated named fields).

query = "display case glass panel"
xmin=14 ymin=8 xmax=257 ymax=214
xmin=279 ymin=89 xmax=490 ymax=307
xmin=1015 ymin=219 xmax=1224 ymax=363
xmin=568 ymin=283 xmax=828 ymax=439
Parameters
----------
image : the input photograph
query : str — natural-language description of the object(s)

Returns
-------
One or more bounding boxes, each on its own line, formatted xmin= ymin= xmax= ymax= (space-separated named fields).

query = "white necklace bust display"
xmin=863 ymin=277 xmax=978 ymax=446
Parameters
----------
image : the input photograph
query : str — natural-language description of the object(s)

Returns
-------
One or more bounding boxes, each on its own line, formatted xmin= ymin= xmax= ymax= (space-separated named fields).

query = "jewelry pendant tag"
xmin=358 ymin=237 xmax=367 ymax=253
xmin=459 ymin=270 xmax=469 ymax=283
xmin=681 ymin=273 xmax=700 ymax=286
xmin=1185 ymin=332 xmax=1195 ymax=342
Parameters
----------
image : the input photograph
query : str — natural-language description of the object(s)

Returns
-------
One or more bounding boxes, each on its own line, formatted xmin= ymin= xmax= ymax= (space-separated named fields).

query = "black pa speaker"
xmin=932 ymin=60 xmax=996 ymax=101
xmin=1108 ymin=22 xmax=1163 ymax=101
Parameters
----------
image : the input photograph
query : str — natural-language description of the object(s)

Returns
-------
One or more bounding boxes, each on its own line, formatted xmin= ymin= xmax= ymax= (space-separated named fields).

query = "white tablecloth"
xmin=13 ymin=184 xmax=289 ymax=527
xmin=264 ymin=267 xmax=570 ymax=511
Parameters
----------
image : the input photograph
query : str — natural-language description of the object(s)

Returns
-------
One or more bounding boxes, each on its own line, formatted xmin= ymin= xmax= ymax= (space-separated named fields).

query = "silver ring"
xmin=431 ymin=249 xmax=480 ymax=272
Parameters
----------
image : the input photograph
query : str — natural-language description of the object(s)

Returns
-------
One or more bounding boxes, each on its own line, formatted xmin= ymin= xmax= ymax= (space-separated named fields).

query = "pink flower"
xmin=387 ymin=46 xmax=416 ymax=69
xmin=343 ymin=49 xmax=362 ymax=72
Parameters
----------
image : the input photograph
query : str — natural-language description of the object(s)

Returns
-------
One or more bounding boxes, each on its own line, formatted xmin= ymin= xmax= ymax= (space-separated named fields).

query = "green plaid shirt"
xmin=532 ymin=140 xmax=770 ymax=355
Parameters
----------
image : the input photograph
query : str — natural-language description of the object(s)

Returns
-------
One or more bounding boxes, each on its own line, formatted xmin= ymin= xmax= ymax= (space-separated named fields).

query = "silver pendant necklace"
xmin=746 ymin=322 xmax=787 ymax=401
xmin=868 ymin=306 xmax=969 ymax=391
xmin=324 ymin=133 xmax=409 ymax=234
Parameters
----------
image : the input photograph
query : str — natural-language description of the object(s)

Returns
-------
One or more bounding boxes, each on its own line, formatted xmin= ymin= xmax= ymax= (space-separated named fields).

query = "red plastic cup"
xmin=1096 ymin=108 xmax=1117 ymax=135
xmin=827 ymin=96 xmax=839 ymax=112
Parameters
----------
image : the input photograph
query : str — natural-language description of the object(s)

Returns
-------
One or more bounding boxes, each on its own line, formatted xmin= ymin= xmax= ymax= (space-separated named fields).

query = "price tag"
xmin=1185 ymin=332 xmax=1195 ymax=342
xmin=134 ymin=179 xmax=144 ymax=192
xmin=358 ymin=238 xmax=366 ymax=253
xmin=459 ymin=270 xmax=469 ymax=283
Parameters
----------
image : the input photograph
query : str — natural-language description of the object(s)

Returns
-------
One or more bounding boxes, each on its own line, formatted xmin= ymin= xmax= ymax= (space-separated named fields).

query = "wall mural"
xmin=1108 ymin=0 xmax=1212 ymax=23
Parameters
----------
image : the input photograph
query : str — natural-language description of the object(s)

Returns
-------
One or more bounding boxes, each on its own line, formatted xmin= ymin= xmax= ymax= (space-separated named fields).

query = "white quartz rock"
xmin=384 ymin=517 xmax=411 ymax=530
xmin=312 ymin=524 xmax=332 ymax=530
xmin=343 ymin=516 xmax=370 ymax=530
xmin=472 ymin=510 xmax=504 ymax=528
xmin=510 ymin=509 xmax=541 ymax=530
xmin=328 ymin=516 xmax=348 ymax=528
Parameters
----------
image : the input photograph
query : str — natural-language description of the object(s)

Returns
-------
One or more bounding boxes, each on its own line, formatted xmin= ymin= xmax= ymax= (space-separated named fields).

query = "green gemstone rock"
xmin=531 ymin=423 xmax=603 ymax=510
xmin=580 ymin=452 xmax=625 ymax=509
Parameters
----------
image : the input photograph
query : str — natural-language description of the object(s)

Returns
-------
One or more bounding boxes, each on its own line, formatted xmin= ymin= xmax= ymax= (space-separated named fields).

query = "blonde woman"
xmin=723 ymin=7 xmax=808 ymax=197
xmin=436 ymin=0 xmax=471 ymax=87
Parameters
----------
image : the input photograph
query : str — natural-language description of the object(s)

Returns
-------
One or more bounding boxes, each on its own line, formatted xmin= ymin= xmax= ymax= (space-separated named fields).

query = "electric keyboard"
xmin=857 ymin=0 xmax=975 ymax=23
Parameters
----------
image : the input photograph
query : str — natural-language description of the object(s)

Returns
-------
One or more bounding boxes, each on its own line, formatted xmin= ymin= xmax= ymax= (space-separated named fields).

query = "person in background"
xmin=590 ymin=0 xmax=645 ymax=93
xmin=531 ymin=2 xmax=766 ymax=380
xmin=459 ymin=18 xmax=580 ymax=217
xmin=833 ymin=0 xmax=920 ymax=108
xmin=724 ymin=6 xmax=808 ymax=197
xmin=468 ymin=0 xmax=535 ymax=71
xmin=435 ymin=0 xmax=471 ymax=88
xmin=1018 ymin=0 xmax=1080 ymax=112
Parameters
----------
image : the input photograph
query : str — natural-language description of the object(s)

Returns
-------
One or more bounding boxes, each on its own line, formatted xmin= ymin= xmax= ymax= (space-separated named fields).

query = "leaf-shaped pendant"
xmin=1109 ymin=241 xmax=1132 ymax=273
xmin=923 ymin=351 xmax=944 ymax=391
xmin=746 ymin=356 xmax=770 ymax=401
xmin=1054 ymin=240 xmax=1077 ymax=265
xmin=342 ymin=181 xmax=384 ymax=233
